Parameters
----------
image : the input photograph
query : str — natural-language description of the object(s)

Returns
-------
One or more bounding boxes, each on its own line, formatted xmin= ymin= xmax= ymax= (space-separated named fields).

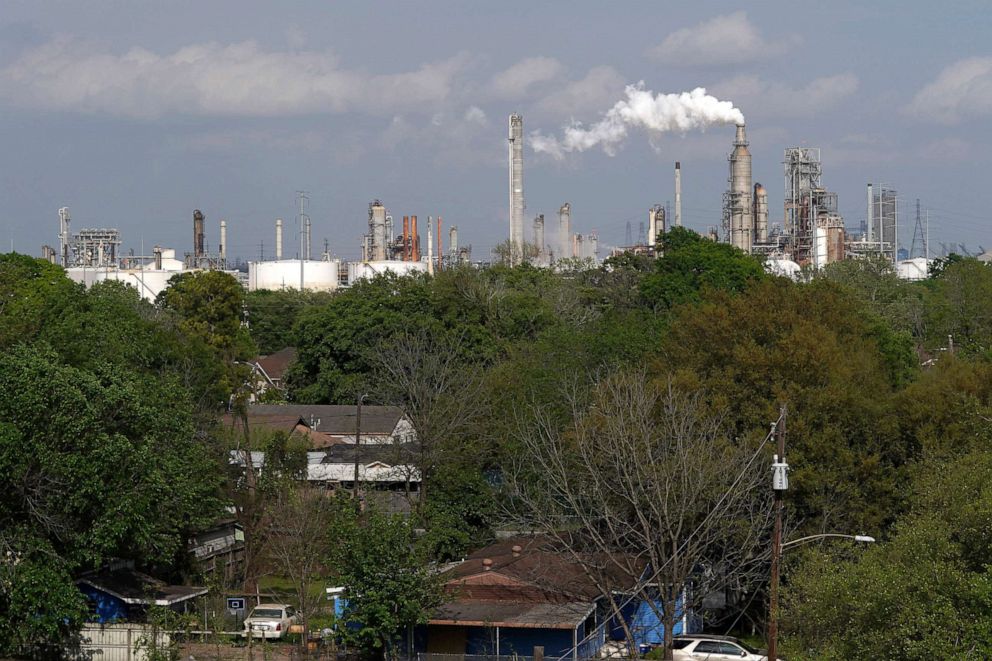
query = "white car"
xmin=243 ymin=603 xmax=300 ymax=640
xmin=672 ymin=635 xmax=777 ymax=660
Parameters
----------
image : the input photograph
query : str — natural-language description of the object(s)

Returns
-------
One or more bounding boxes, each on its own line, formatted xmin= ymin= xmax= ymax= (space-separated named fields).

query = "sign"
xmin=227 ymin=597 xmax=246 ymax=611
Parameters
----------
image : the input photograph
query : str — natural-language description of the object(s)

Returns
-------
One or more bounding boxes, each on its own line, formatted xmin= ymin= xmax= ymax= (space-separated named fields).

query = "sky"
xmin=2 ymin=0 xmax=992 ymax=261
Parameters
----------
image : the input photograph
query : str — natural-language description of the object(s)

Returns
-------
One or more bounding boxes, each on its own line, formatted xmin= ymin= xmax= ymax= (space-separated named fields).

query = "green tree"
xmin=245 ymin=288 xmax=334 ymax=354
xmin=640 ymin=227 xmax=767 ymax=311
xmin=332 ymin=508 xmax=442 ymax=659
xmin=157 ymin=270 xmax=255 ymax=359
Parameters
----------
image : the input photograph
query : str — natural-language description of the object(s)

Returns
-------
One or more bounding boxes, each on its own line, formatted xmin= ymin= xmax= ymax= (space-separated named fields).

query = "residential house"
xmin=243 ymin=346 xmax=297 ymax=399
xmin=189 ymin=519 xmax=244 ymax=585
xmin=77 ymin=563 xmax=207 ymax=624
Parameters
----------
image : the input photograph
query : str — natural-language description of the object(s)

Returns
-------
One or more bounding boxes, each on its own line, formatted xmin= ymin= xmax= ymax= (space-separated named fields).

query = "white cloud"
xmin=710 ymin=73 xmax=858 ymax=118
xmin=907 ymin=56 xmax=992 ymax=124
xmin=0 ymin=38 xmax=469 ymax=119
xmin=647 ymin=11 xmax=796 ymax=66
xmin=489 ymin=56 xmax=563 ymax=99
xmin=534 ymin=65 xmax=626 ymax=117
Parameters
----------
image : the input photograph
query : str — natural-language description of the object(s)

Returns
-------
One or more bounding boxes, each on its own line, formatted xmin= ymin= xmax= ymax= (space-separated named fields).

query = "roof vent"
xmin=511 ymin=545 xmax=522 ymax=557
xmin=482 ymin=558 xmax=493 ymax=571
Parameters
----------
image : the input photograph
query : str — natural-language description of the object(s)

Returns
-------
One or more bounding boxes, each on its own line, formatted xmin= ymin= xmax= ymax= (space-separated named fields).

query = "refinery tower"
xmin=508 ymin=113 xmax=525 ymax=263
xmin=723 ymin=124 xmax=753 ymax=252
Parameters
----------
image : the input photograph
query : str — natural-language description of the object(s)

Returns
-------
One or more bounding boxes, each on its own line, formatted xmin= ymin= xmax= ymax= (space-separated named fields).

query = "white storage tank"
xmin=346 ymin=260 xmax=429 ymax=285
xmin=765 ymin=258 xmax=802 ymax=280
xmin=896 ymin=257 xmax=930 ymax=281
xmin=249 ymin=259 xmax=339 ymax=292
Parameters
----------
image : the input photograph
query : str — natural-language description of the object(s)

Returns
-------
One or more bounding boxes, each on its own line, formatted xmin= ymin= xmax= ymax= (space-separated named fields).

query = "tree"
xmin=157 ymin=270 xmax=255 ymax=359
xmin=245 ymin=288 xmax=334 ymax=355
xmin=640 ymin=227 xmax=766 ymax=312
xmin=508 ymin=370 xmax=772 ymax=660
xmin=924 ymin=258 xmax=992 ymax=355
xmin=331 ymin=508 xmax=442 ymax=659
xmin=265 ymin=486 xmax=345 ymax=645
xmin=782 ymin=448 xmax=992 ymax=659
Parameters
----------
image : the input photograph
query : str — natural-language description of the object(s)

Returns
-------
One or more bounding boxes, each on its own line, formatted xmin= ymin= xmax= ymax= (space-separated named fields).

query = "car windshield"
xmin=250 ymin=608 xmax=283 ymax=618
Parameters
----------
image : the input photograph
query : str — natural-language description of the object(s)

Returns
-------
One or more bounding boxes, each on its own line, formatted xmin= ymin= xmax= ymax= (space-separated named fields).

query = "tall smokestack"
xmin=558 ymin=203 xmax=571 ymax=260
xmin=533 ymin=214 xmax=545 ymax=263
xmin=411 ymin=215 xmax=419 ymax=261
xmin=753 ymin=184 xmax=768 ymax=244
xmin=726 ymin=124 xmax=753 ymax=252
xmin=58 ymin=207 xmax=71 ymax=267
xmin=370 ymin=200 xmax=386 ymax=261
xmin=304 ymin=217 xmax=312 ymax=260
xmin=276 ymin=219 xmax=283 ymax=260
xmin=193 ymin=209 xmax=205 ymax=259
xmin=449 ymin=226 xmax=458 ymax=258
xmin=402 ymin=216 xmax=410 ymax=262
xmin=427 ymin=216 xmax=434 ymax=276
xmin=509 ymin=113 xmax=525 ymax=264
xmin=674 ymin=162 xmax=682 ymax=226
xmin=866 ymin=183 xmax=874 ymax=243
xmin=219 ymin=220 xmax=227 ymax=263
xmin=437 ymin=216 xmax=443 ymax=271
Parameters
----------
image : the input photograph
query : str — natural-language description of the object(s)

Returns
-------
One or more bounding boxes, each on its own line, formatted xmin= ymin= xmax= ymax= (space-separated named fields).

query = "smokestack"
xmin=402 ymin=216 xmax=410 ymax=262
xmin=193 ymin=209 xmax=205 ymax=259
xmin=58 ymin=207 xmax=71 ymax=267
xmin=370 ymin=200 xmax=386 ymax=261
xmin=219 ymin=220 xmax=227 ymax=262
xmin=753 ymin=184 xmax=768 ymax=244
xmin=727 ymin=124 xmax=753 ymax=252
xmin=411 ymin=215 xmax=419 ymax=261
xmin=437 ymin=216 xmax=443 ymax=271
xmin=533 ymin=214 xmax=545 ymax=263
xmin=674 ymin=162 xmax=682 ymax=226
xmin=866 ymin=183 xmax=874 ymax=243
xmin=449 ymin=226 xmax=458 ymax=258
xmin=509 ymin=114 xmax=525 ymax=264
xmin=304 ymin=217 xmax=312 ymax=260
xmin=276 ymin=219 xmax=283 ymax=260
xmin=427 ymin=216 xmax=434 ymax=276
xmin=559 ymin=203 xmax=571 ymax=260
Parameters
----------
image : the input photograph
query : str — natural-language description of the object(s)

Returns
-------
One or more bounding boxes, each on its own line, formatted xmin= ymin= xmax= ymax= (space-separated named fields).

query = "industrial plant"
xmin=40 ymin=107 xmax=958 ymax=300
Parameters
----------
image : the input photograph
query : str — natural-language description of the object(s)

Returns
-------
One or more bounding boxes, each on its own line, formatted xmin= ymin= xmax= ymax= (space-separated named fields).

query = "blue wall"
xmin=609 ymin=594 xmax=697 ymax=646
xmin=78 ymin=585 xmax=129 ymax=624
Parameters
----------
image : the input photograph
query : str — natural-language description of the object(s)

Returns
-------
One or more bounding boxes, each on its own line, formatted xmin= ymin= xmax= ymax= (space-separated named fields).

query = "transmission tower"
xmin=910 ymin=198 xmax=927 ymax=259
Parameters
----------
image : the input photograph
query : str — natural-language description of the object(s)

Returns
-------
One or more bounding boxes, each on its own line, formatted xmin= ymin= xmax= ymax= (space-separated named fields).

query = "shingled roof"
xmin=249 ymin=404 xmax=406 ymax=435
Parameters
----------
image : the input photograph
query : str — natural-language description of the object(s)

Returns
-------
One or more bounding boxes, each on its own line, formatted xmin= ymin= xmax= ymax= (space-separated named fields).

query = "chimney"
xmin=411 ymin=215 xmax=419 ymax=261
xmin=482 ymin=558 xmax=493 ymax=571
xmin=153 ymin=246 xmax=163 ymax=270
xmin=402 ymin=216 xmax=410 ymax=262
xmin=193 ymin=209 xmax=205 ymax=259
xmin=437 ymin=216 xmax=443 ymax=271
xmin=276 ymin=219 xmax=283 ymax=261
xmin=674 ymin=162 xmax=682 ymax=227
xmin=219 ymin=220 xmax=227 ymax=262
xmin=511 ymin=545 xmax=522 ymax=558
xmin=427 ymin=216 xmax=434 ymax=276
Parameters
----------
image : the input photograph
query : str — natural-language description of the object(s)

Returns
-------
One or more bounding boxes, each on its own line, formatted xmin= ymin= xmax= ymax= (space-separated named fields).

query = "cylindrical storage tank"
xmin=347 ymin=260 xmax=428 ymax=285
xmin=814 ymin=226 xmax=828 ymax=269
xmin=249 ymin=260 xmax=339 ymax=292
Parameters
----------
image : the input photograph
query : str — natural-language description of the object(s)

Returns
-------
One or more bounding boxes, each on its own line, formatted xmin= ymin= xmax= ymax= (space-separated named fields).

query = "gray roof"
xmin=77 ymin=569 xmax=208 ymax=606
xmin=431 ymin=600 xmax=595 ymax=630
xmin=249 ymin=404 xmax=405 ymax=435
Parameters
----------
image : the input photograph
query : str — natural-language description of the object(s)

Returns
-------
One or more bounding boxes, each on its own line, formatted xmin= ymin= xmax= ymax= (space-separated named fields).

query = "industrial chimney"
xmin=449 ymin=225 xmax=458 ymax=260
xmin=427 ymin=216 xmax=434 ymax=275
xmin=369 ymin=200 xmax=387 ymax=261
xmin=753 ymin=184 xmax=768 ymax=244
xmin=509 ymin=114 xmax=525 ymax=263
xmin=533 ymin=214 xmax=545 ymax=263
xmin=193 ymin=210 xmax=205 ymax=259
xmin=58 ymin=207 xmax=71 ymax=267
xmin=674 ymin=162 xmax=682 ymax=227
xmin=276 ymin=219 xmax=283 ymax=260
xmin=726 ymin=125 xmax=753 ymax=252
xmin=219 ymin=219 xmax=227 ymax=263
xmin=558 ymin=203 xmax=571 ymax=260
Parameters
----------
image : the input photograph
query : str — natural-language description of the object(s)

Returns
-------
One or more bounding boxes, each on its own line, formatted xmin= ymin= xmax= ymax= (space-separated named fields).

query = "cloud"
xmin=534 ymin=65 xmax=626 ymax=117
xmin=647 ymin=11 xmax=796 ymax=66
xmin=0 ymin=38 xmax=469 ymax=119
xmin=710 ymin=73 xmax=858 ymax=118
xmin=489 ymin=56 xmax=563 ymax=99
xmin=907 ymin=57 xmax=992 ymax=123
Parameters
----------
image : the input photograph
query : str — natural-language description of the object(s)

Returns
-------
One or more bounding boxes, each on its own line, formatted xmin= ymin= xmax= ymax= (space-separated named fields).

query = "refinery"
xmin=40 ymin=110 xmax=962 ymax=298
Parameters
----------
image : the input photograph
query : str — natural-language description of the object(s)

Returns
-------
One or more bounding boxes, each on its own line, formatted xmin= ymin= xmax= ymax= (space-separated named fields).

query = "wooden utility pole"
xmin=768 ymin=404 xmax=787 ymax=661
xmin=353 ymin=394 xmax=366 ymax=503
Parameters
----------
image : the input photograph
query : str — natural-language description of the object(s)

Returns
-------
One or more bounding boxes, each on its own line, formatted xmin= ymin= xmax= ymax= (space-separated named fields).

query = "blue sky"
xmin=2 ymin=1 xmax=992 ymax=260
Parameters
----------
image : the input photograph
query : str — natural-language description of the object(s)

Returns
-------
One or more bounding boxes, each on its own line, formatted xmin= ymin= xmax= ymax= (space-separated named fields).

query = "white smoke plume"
xmin=531 ymin=82 xmax=745 ymax=159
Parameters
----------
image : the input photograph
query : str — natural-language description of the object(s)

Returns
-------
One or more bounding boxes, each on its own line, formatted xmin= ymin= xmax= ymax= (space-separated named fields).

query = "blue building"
xmin=76 ymin=567 xmax=207 ymax=624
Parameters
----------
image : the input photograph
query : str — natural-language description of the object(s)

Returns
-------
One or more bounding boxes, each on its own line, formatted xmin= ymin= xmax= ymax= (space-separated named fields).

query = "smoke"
xmin=531 ymin=82 xmax=745 ymax=159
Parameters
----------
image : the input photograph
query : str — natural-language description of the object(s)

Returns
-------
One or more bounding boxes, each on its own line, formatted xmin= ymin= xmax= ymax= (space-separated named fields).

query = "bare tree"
xmin=507 ymin=369 xmax=773 ymax=660
xmin=367 ymin=327 xmax=488 ymax=505
xmin=265 ymin=485 xmax=340 ymax=648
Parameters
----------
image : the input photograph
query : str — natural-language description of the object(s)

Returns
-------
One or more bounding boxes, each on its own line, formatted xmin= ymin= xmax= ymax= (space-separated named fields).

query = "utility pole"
xmin=768 ymin=404 xmax=788 ymax=661
xmin=353 ymin=394 xmax=366 ymax=505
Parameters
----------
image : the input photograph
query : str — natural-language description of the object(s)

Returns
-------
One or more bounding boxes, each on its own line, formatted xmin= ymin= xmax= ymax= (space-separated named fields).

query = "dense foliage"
xmin=5 ymin=231 xmax=992 ymax=656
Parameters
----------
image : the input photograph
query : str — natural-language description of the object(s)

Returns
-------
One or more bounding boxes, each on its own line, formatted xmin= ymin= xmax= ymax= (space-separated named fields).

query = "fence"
xmin=78 ymin=623 xmax=171 ymax=661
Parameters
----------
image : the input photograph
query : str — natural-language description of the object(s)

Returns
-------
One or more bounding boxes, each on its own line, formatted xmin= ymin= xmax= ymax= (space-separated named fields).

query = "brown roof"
xmin=430 ymin=600 xmax=595 ymax=630
xmin=443 ymin=536 xmax=643 ymax=603
xmin=255 ymin=347 xmax=297 ymax=382
xmin=249 ymin=404 xmax=405 ymax=435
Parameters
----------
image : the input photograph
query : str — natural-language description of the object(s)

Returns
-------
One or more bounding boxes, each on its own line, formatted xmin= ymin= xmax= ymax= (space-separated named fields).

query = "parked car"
xmin=672 ymin=635 xmax=779 ymax=660
xmin=243 ymin=603 xmax=300 ymax=640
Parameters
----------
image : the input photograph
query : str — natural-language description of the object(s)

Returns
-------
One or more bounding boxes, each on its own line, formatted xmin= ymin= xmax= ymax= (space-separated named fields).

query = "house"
xmin=244 ymin=346 xmax=297 ymax=399
xmin=421 ymin=537 xmax=638 ymax=660
xmin=77 ymin=564 xmax=207 ymax=624
xmin=247 ymin=404 xmax=415 ymax=445
xmin=189 ymin=519 xmax=244 ymax=585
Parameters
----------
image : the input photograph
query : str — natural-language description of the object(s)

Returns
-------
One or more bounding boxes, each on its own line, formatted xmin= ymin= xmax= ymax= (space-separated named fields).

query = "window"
xmin=694 ymin=641 xmax=722 ymax=654
xmin=717 ymin=642 xmax=744 ymax=655
xmin=672 ymin=640 xmax=692 ymax=650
